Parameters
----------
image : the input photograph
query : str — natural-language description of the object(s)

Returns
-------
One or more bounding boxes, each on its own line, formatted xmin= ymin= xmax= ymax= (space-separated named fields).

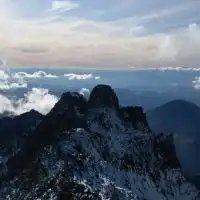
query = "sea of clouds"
xmin=1 ymin=66 xmax=200 ymax=116
xmin=0 ymin=68 xmax=96 ymax=116
xmin=0 ymin=69 xmax=101 ymax=90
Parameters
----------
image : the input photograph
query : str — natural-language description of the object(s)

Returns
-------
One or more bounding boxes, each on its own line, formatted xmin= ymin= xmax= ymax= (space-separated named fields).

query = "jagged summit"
xmin=29 ymin=109 xmax=42 ymax=115
xmin=88 ymin=84 xmax=119 ymax=109
xmin=121 ymin=106 xmax=150 ymax=130
xmin=1 ymin=85 xmax=200 ymax=199
xmin=51 ymin=91 xmax=87 ymax=117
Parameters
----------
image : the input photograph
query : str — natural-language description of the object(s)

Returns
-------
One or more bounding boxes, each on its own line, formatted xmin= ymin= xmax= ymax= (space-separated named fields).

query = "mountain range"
xmin=147 ymin=100 xmax=200 ymax=135
xmin=0 ymin=85 xmax=200 ymax=199
xmin=147 ymin=100 xmax=200 ymax=188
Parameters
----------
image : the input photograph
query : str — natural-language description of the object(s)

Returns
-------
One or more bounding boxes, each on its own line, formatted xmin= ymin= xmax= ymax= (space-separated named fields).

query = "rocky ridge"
xmin=0 ymin=85 xmax=199 ymax=199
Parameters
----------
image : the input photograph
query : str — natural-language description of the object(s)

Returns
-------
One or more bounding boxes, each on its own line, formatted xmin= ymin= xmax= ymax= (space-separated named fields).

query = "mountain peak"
xmin=20 ymin=109 xmax=43 ymax=118
xmin=53 ymin=92 xmax=87 ymax=112
xmin=88 ymin=84 xmax=119 ymax=109
xmin=147 ymin=99 xmax=200 ymax=134
xmin=1 ymin=85 xmax=199 ymax=199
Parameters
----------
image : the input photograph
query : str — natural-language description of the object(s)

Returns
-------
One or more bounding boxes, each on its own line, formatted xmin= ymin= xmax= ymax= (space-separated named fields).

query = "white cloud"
xmin=129 ymin=67 xmax=200 ymax=72
xmin=192 ymin=77 xmax=200 ymax=90
xmin=64 ymin=73 xmax=100 ymax=80
xmin=0 ymin=69 xmax=27 ymax=89
xmin=13 ymin=70 xmax=58 ymax=79
xmin=0 ymin=9 xmax=200 ymax=68
xmin=48 ymin=0 xmax=79 ymax=13
xmin=155 ymin=35 xmax=178 ymax=62
xmin=0 ymin=0 xmax=14 ymax=21
xmin=0 ymin=88 xmax=59 ymax=115
xmin=79 ymin=88 xmax=90 ymax=100
xmin=0 ymin=0 xmax=200 ymax=68
xmin=0 ymin=79 xmax=27 ymax=90
xmin=0 ymin=70 xmax=9 ymax=80
xmin=0 ymin=94 xmax=15 ymax=114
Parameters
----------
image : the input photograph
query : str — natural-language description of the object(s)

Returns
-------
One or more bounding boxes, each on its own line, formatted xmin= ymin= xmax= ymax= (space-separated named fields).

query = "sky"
xmin=0 ymin=0 xmax=200 ymax=68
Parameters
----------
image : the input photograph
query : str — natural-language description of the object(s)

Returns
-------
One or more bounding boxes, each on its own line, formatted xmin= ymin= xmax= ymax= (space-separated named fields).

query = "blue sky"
xmin=0 ymin=0 xmax=200 ymax=68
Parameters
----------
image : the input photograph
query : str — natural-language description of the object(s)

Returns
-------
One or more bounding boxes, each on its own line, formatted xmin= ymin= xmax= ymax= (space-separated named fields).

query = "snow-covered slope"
xmin=0 ymin=85 xmax=199 ymax=199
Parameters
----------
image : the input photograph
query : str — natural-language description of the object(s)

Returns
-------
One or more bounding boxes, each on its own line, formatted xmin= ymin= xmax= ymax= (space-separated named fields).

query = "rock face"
xmin=88 ymin=85 xmax=119 ymax=109
xmin=153 ymin=133 xmax=180 ymax=169
xmin=0 ymin=85 xmax=200 ymax=199
xmin=0 ymin=109 xmax=43 ymax=153
xmin=121 ymin=106 xmax=150 ymax=130
xmin=7 ymin=92 xmax=87 ymax=171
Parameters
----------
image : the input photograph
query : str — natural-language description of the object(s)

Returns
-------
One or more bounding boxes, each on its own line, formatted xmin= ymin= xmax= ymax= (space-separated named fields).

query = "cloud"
xmin=0 ymin=0 xmax=200 ymax=68
xmin=64 ymin=73 xmax=100 ymax=80
xmin=0 ymin=94 xmax=15 ymax=115
xmin=0 ymin=70 xmax=9 ymax=80
xmin=0 ymin=79 xmax=27 ymax=90
xmin=129 ymin=67 xmax=200 ymax=72
xmin=0 ymin=69 xmax=27 ymax=90
xmin=0 ymin=69 xmax=59 ymax=90
xmin=13 ymin=46 xmax=50 ymax=54
xmin=48 ymin=0 xmax=80 ymax=13
xmin=13 ymin=71 xmax=58 ymax=79
xmin=192 ymin=77 xmax=200 ymax=90
xmin=1 ymin=22 xmax=199 ymax=68
xmin=0 ymin=88 xmax=59 ymax=115
xmin=79 ymin=88 xmax=90 ymax=100
xmin=155 ymin=35 xmax=178 ymax=62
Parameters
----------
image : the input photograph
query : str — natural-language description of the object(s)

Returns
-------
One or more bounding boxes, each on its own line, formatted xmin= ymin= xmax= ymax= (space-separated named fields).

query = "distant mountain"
xmin=147 ymin=100 xmax=200 ymax=187
xmin=115 ymin=88 xmax=175 ymax=110
xmin=0 ymin=86 xmax=199 ymax=199
xmin=147 ymin=100 xmax=200 ymax=135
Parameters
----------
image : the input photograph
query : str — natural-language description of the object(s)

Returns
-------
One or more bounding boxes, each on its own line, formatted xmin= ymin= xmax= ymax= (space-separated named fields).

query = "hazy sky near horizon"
xmin=0 ymin=0 xmax=200 ymax=68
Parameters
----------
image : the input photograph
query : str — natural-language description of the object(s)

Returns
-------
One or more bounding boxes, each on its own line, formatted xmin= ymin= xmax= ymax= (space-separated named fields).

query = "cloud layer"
xmin=0 ymin=0 xmax=200 ymax=68
xmin=129 ymin=67 xmax=200 ymax=72
xmin=0 ymin=79 xmax=27 ymax=90
xmin=0 ymin=69 xmax=28 ymax=89
xmin=48 ymin=0 xmax=80 ymax=13
xmin=0 ymin=69 xmax=102 ymax=91
xmin=64 ymin=73 xmax=100 ymax=80
xmin=0 ymin=88 xmax=59 ymax=115
xmin=13 ymin=70 xmax=58 ymax=79
xmin=0 ymin=69 xmax=60 ymax=90
xmin=0 ymin=70 xmax=9 ymax=80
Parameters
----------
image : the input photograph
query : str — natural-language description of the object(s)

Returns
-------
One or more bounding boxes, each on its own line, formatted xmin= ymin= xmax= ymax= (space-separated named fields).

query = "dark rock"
xmin=88 ymin=85 xmax=119 ymax=109
xmin=5 ymin=85 xmax=180 ymax=184
xmin=7 ymin=92 xmax=87 ymax=172
xmin=59 ymin=182 xmax=101 ymax=200
xmin=0 ymin=109 xmax=43 ymax=152
xmin=51 ymin=92 xmax=87 ymax=114
xmin=1 ymin=85 xmax=198 ymax=199
xmin=120 ymin=106 xmax=150 ymax=130
xmin=153 ymin=133 xmax=180 ymax=169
